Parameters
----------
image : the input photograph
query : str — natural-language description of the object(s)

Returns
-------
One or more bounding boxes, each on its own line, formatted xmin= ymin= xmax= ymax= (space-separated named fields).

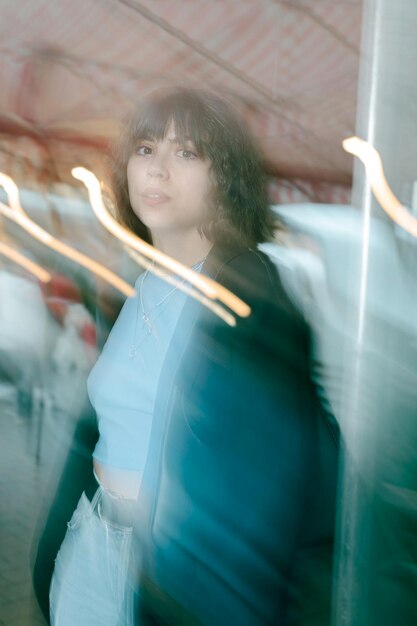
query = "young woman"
xmin=49 ymin=88 xmax=338 ymax=626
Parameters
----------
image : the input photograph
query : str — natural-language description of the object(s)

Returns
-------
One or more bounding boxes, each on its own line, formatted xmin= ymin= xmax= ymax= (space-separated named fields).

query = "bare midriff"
xmin=93 ymin=459 xmax=143 ymax=500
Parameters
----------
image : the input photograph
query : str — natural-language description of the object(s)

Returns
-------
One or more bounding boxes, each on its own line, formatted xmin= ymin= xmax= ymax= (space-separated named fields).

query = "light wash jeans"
xmin=50 ymin=486 xmax=135 ymax=626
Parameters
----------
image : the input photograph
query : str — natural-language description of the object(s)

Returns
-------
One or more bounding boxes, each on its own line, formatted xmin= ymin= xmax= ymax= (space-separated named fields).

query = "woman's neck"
xmin=151 ymin=230 xmax=213 ymax=267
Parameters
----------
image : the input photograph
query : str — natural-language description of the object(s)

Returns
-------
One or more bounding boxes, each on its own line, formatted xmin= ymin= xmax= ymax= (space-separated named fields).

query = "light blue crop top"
xmin=87 ymin=269 xmax=191 ymax=471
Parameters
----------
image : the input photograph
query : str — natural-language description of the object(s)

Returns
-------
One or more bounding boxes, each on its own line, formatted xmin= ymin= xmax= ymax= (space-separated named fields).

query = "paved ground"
xmin=0 ymin=379 xmax=86 ymax=626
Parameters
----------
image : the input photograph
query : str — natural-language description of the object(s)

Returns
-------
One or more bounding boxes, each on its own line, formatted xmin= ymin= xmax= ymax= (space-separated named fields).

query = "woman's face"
xmin=126 ymin=121 xmax=214 ymax=240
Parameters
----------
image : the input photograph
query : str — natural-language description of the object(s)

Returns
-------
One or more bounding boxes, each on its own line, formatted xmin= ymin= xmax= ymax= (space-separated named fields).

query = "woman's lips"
xmin=141 ymin=189 xmax=170 ymax=206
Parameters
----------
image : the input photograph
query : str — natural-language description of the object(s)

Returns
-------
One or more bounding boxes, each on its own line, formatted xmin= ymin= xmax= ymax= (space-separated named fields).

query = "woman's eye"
xmin=177 ymin=149 xmax=197 ymax=159
xmin=136 ymin=145 xmax=153 ymax=156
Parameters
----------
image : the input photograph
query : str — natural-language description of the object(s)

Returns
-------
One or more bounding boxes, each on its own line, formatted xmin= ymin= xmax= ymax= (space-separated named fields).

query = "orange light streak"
xmin=0 ymin=174 xmax=23 ymax=214
xmin=0 ymin=241 xmax=51 ymax=283
xmin=0 ymin=174 xmax=135 ymax=298
xmin=125 ymin=247 xmax=236 ymax=327
xmin=72 ymin=167 xmax=251 ymax=319
xmin=343 ymin=137 xmax=417 ymax=239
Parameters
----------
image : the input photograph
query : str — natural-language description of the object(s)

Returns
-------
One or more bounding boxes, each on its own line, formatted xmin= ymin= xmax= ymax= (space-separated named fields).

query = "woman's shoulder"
xmin=207 ymin=243 xmax=292 ymax=307
xmin=208 ymin=242 xmax=272 ymax=279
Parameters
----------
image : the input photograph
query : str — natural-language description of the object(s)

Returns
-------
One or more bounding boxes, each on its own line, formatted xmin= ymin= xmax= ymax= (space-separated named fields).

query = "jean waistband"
xmin=84 ymin=469 xmax=136 ymax=528
xmin=84 ymin=469 xmax=100 ymax=503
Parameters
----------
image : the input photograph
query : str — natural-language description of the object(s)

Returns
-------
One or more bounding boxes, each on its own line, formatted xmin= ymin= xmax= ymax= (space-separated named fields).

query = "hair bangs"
xmin=128 ymin=92 xmax=210 ymax=158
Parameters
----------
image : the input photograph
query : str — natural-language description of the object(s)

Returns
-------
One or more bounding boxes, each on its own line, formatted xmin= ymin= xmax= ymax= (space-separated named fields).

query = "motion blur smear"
xmin=1 ymin=1 xmax=417 ymax=626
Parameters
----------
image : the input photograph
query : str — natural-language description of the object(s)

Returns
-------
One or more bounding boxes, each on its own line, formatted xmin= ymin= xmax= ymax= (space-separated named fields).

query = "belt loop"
xmin=90 ymin=484 xmax=103 ymax=516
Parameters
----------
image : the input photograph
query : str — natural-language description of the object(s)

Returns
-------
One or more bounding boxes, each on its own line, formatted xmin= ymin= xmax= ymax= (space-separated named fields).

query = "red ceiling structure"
xmin=0 ymin=0 xmax=362 ymax=203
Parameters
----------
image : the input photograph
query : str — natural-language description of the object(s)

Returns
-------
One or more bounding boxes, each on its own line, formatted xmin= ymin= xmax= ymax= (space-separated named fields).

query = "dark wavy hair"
xmin=111 ymin=87 xmax=274 ymax=247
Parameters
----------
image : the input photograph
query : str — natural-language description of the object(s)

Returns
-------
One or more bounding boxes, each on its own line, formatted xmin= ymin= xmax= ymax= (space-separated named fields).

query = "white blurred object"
xmin=272 ymin=203 xmax=417 ymax=334
xmin=260 ymin=236 xmax=348 ymax=425
xmin=50 ymin=303 xmax=97 ymax=414
xmin=262 ymin=203 xmax=417 ymax=425
xmin=0 ymin=270 xmax=57 ymax=390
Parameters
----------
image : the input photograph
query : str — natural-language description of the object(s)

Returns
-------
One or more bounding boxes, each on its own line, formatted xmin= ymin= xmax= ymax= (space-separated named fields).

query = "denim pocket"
xmin=51 ymin=489 xmax=134 ymax=626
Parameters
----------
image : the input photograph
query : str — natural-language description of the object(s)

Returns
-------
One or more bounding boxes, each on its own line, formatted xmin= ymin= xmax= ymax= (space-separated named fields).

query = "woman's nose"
xmin=147 ymin=154 xmax=169 ymax=179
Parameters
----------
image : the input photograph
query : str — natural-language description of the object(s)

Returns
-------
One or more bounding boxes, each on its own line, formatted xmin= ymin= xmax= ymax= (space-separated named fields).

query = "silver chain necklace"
xmin=129 ymin=257 xmax=206 ymax=359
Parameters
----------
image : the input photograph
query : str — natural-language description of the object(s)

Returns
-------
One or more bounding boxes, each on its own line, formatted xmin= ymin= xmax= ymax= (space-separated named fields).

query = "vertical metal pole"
xmin=333 ymin=1 xmax=417 ymax=625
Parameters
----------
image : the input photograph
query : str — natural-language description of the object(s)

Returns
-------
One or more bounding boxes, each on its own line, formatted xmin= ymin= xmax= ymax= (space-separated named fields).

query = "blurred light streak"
xmin=126 ymin=247 xmax=236 ymax=327
xmin=72 ymin=167 xmax=251 ymax=319
xmin=0 ymin=174 xmax=135 ymax=298
xmin=343 ymin=137 xmax=417 ymax=239
xmin=0 ymin=241 xmax=51 ymax=283
xmin=0 ymin=173 xmax=23 ymax=214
